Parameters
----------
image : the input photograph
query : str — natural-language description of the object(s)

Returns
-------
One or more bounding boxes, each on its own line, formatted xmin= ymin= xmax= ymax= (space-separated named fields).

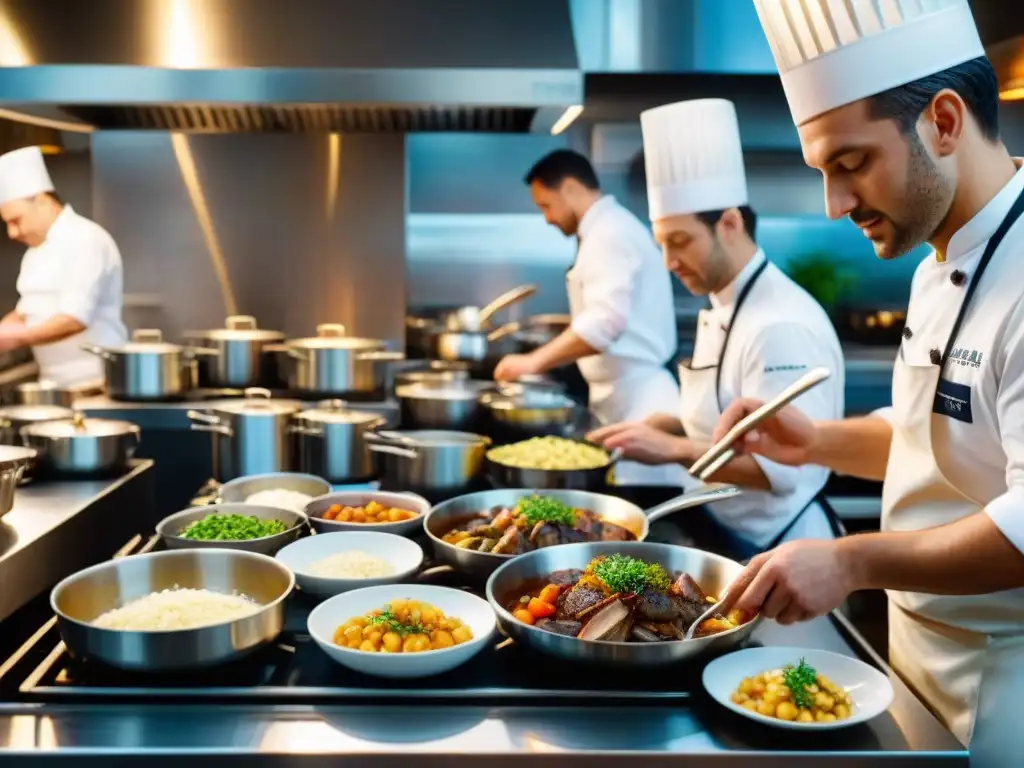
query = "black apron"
xmin=679 ymin=258 xmax=845 ymax=559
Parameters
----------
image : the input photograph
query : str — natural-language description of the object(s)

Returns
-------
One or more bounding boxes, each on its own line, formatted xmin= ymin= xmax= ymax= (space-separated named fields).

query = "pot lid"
xmin=375 ymin=429 xmax=489 ymax=447
xmin=211 ymin=388 xmax=301 ymax=416
xmin=108 ymin=329 xmax=183 ymax=354
xmin=0 ymin=404 xmax=75 ymax=422
xmin=287 ymin=335 xmax=384 ymax=351
xmin=483 ymin=390 xmax=574 ymax=411
xmin=23 ymin=416 xmax=139 ymax=438
xmin=396 ymin=381 xmax=490 ymax=401
xmin=186 ymin=315 xmax=284 ymax=342
xmin=296 ymin=400 xmax=383 ymax=425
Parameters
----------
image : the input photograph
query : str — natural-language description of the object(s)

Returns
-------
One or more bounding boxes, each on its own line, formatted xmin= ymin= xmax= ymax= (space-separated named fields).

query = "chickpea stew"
xmin=731 ymin=659 xmax=853 ymax=723
xmin=332 ymin=599 xmax=474 ymax=654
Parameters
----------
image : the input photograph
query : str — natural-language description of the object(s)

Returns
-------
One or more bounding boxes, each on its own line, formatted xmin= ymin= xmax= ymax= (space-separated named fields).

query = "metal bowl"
xmin=218 ymin=472 xmax=331 ymax=508
xmin=0 ymin=446 xmax=36 ymax=517
xmin=51 ymin=549 xmax=295 ymax=671
xmin=485 ymin=541 xmax=759 ymax=667
xmin=156 ymin=503 xmax=308 ymax=555
xmin=305 ymin=490 xmax=431 ymax=537
xmin=485 ymin=439 xmax=620 ymax=491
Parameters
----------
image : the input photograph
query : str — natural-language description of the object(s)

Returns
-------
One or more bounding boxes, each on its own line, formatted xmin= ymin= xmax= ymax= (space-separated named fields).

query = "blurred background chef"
xmin=493 ymin=149 xmax=682 ymax=486
xmin=590 ymin=99 xmax=845 ymax=557
xmin=0 ymin=146 xmax=127 ymax=387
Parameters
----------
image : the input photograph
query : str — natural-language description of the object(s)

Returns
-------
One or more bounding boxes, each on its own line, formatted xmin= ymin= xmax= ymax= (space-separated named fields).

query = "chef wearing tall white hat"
xmin=0 ymin=146 xmax=127 ymax=387
xmin=711 ymin=1 xmax=1024 ymax=760
xmin=588 ymin=98 xmax=846 ymax=557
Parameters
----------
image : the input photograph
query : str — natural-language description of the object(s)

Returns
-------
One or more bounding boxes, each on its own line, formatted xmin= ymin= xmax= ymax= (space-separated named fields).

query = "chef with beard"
xmin=494 ymin=149 xmax=683 ymax=486
xmin=589 ymin=98 xmax=846 ymax=557
xmin=0 ymin=146 xmax=127 ymax=387
xmin=714 ymin=1 xmax=1024 ymax=761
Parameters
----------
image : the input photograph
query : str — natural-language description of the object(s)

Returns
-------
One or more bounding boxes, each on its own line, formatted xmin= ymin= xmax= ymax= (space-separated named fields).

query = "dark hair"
xmin=868 ymin=56 xmax=1000 ymax=142
xmin=696 ymin=206 xmax=758 ymax=240
xmin=524 ymin=149 xmax=600 ymax=191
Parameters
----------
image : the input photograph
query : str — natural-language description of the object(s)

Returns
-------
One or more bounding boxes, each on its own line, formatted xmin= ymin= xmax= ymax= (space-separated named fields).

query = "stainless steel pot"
xmin=365 ymin=429 xmax=490 ymax=494
xmin=395 ymin=379 xmax=492 ymax=430
xmin=11 ymin=380 xmax=74 ymax=407
xmin=21 ymin=413 xmax=141 ymax=475
xmin=486 ymin=541 xmax=758 ymax=667
xmin=273 ymin=324 xmax=405 ymax=396
xmin=184 ymin=315 xmax=285 ymax=388
xmin=435 ymin=321 xmax=520 ymax=363
xmin=424 ymin=486 xmax=743 ymax=582
xmin=82 ymin=329 xmax=204 ymax=401
xmin=187 ymin=388 xmax=302 ymax=481
xmin=481 ymin=388 xmax=577 ymax=431
xmin=441 ymin=284 xmax=538 ymax=332
xmin=0 ymin=404 xmax=75 ymax=445
xmin=0 ymin=445 xmax=36 ymax=519
xmin=291 ymin=400 xmax=386 ymax=484
xmin=393 ymin=360 xmax=471 ymax=390
xmin=51 ymin=549 xmax=294 ymax=671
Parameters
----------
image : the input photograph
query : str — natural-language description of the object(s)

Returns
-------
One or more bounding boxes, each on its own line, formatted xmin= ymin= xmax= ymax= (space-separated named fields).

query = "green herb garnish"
xmin=516 ymin=495 xmax=576 ymax=527
xmin=180 ymin=513 xmax=288 ymax=541
xmin=367 ymin=609 xmax=425 ymax=637
xmin=784 ymin=659 xmax=818 ymax=710
xmin=590 ymin=554 xmax=671 ymax=595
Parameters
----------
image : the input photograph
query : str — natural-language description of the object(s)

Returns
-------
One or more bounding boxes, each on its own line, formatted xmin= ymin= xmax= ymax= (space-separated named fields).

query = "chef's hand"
xmin=494 ymin=353 xmax=540 ymax=382
xmin=0 ymin=324 xmax=26 ymax=352
xmin=712 ymin=398 xmax=816 ymax=466
xmin=722 ymin=539 xmax=855 ymax=625
xmin=587 ymin=422 xmax=685 ymax=465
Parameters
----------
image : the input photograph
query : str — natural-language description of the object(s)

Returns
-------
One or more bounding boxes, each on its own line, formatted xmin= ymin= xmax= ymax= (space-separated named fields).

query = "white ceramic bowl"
xmin=275 ymin=532 xmax=423 ymax=597
xmin=307 ymin=584 xmax=496 ymax=678
xmin=305 ymin=491 xmax=430 ymax=537
xmin=702 ymin=646 xmax=895 ymax=730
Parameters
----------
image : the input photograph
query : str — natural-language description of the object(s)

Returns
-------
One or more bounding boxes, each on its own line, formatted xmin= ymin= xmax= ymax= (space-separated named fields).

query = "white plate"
xmin=307 ymin=584 xmax=496 ymax=678
xmin=702 ymin=647 xmax=895 ymax=730
xmin=275 ymin=531 xmax=423 ymax=597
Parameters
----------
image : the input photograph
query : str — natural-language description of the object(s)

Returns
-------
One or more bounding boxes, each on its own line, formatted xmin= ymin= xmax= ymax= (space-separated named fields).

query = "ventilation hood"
xmin=0 ymin=0 xmax=582 ymax=134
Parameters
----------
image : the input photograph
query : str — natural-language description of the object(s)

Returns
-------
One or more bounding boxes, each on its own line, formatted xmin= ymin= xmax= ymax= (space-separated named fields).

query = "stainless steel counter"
xmin=0 ymin=462 xmax=156 ymax=622
xmin=0 ymin=612 xmax=965 ymax=764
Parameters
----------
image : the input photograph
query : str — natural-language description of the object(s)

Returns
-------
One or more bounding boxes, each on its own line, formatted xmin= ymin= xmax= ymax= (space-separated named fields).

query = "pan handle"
xmin=478 ymin=284 xmax=537 ymax=325
xmin=644 ymin=483 xmax=744 ymax=524
xmin=367 ymin=443 xmax=418 ymax=460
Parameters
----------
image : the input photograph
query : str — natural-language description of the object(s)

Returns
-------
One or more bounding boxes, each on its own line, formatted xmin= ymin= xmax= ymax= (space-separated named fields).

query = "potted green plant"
xmin=782 ymin=252 xmax=858 ymax=317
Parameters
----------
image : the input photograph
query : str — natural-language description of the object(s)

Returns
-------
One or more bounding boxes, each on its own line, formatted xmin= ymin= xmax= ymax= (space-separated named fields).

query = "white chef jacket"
xmin=567 ymin=195 xmax=682 ymax=485
xmin=15 ymin=205 xmax=127 ymax=386
xmin=680 ymin=250 xmax=845 ymax=548
xmin=881 ymin=161 xmax=1024 ymax=755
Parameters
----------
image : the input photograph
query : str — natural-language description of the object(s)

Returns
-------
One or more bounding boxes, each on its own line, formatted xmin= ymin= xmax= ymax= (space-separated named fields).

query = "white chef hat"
xmin=640 ymin=98 xmax=748 ymax=222
xmin=0 ymin=146 xmax=55 ymax=206
xmin=753 ymin=0 xmax=985 ymax=126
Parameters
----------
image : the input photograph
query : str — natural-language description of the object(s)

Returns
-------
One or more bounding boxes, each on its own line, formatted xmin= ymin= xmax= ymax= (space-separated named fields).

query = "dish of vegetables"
xmin=731 ymin=659 xmax=853 ymax=723
xmin=333 ymin=599 xmax=474 ymax=654
xmin=180 ymin=513 xmax=289 ymax=541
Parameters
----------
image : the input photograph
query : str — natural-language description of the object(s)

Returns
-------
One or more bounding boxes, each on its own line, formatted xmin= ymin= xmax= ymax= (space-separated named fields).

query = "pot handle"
xmin=226 ymin=315 xmax=257 ymax=330
xmin=132 ymin=329 xmax=164 ymax=343
xmin=367 ymin=442 xmax=419 ymax=460
xmin=644 ymin=483 xmax=744 ymax=524
xmin=80 ymin=344 xmax=114 ymax=362
xmin=243 ymin=387 xmax=272 ymax=400
xmin=187 ymin=410 xmax=233 ymax=437
xmin=317 ymin=323 xmax=346 ymax=338
xmin=356 ymin=350 xmax=406 ymax=362
xmin=487 ymin=321 xmax=520 ymax=342
xmin=289 ymin=424 xmax=325 ymax=438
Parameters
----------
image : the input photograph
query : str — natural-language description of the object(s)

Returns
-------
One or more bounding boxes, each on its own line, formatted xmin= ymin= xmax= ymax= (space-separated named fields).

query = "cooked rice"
xmin=306 ymin=550 xmax=396 ymax=579
xmin=92 ymin=587 xmax=259 ymax=631
xmin=245 ymin=488 xmax=313 ymax=513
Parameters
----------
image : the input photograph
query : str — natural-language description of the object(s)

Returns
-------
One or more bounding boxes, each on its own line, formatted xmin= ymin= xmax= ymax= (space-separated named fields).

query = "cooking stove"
xmin=0 ymin=487 xmax=765 ymax=707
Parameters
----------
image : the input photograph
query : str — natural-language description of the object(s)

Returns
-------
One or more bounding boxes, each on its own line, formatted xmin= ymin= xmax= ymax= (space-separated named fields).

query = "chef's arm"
xmin=0 ymin=309 xmax=24 ymax=325
xmin=526 ymin=328 xmax=600 ymax=372
xmin=645 ymin=412 xmax=685 ymax=435
xmin=841 ymin=513 xmax=1024 ymax=595
xmin=804 ymin=415 xmax=893 ymax=481
xmin=16 ymin=314 xmax=86 ymax=347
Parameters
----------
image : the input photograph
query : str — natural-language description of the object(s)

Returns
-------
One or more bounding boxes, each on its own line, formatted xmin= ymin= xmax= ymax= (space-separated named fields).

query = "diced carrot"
xmin=323 ymin=505 xmax=340 ymax=521
xmin=527 ymin=598 xmax=556 ymax=620
xmin=513 ymin=608 xmax=535 ymax=625
xmin=538 ymin=584 xmax=561 ymax=605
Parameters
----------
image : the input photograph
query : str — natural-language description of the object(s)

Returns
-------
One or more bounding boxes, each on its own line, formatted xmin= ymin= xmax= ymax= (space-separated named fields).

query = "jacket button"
xmin=951 ymin=270 xmax=966 ymax=286
xmin=929 ymin=349 xmax=942 ymax=365
xmin=902 ymin=326 xmax=913 ymax=339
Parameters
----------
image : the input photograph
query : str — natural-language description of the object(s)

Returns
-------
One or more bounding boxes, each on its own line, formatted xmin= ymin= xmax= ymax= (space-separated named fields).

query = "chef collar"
xmin=943 ymin=159 xmax=1024 ymax=265
xmin=40 ymin=203 xmax=75 ymax=245
xmin=710 ymin=248 xmax=766 ymax=310
xmin=577 ymin=195 xmax=616 ymax=242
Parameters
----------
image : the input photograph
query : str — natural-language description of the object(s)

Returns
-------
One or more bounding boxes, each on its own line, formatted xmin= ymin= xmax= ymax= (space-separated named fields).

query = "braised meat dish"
xmin=440 ymin=496 xmax=635 ymax=555
xmin=504 ymin=554 xmax=750 ymax=641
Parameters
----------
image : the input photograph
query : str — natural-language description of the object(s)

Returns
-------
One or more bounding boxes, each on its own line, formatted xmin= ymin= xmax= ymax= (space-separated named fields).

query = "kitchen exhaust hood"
xmin=0 ymin=0 xmax=582 ymax=134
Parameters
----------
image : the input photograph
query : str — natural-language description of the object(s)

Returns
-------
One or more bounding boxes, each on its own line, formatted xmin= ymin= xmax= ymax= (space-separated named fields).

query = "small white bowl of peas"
xmin=702 ymin=647 xmax=895 ymax=730
xmin=307 ymin=584 xmax=497 ymax=678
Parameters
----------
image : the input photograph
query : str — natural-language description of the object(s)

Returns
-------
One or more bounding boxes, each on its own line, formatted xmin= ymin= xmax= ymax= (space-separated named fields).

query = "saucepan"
xmin=422 ymin=486 xmax=742 ymax=582
xmin=485 ymin=541 xmax=758 ymax=667
xmin=442 ymin=284 xmax=538 ymax=332
xmin=365 ymin=429 xmax=491 ymax=495
xmin=435 ymin=322 xmax=521 ymax=364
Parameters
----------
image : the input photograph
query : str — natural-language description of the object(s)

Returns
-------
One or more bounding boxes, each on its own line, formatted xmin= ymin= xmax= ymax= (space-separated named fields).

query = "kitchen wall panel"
xmin=90 ymin=132 xmax=407 ymax=343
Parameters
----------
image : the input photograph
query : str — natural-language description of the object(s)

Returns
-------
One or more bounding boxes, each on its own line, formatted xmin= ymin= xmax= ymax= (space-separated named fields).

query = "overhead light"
xmin=550 ymin=105 xmax=584 ymax=135
xmin=1000 ymin=84 xmax=1024 ymax=101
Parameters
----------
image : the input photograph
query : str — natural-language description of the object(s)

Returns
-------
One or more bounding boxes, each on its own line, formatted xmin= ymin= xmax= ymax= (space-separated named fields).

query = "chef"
xmin=0 ymin=146 xmax=127 ymax=387
xmin=588 ymin=98 xmax=846 ymax=557
xmin=713 ymin=1 xmax=1024 ymax=760
xmin=493 ymin=149 xmax=682 ymax=486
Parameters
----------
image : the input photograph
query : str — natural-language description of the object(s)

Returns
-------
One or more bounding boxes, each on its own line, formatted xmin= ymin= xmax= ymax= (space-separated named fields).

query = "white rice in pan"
xmin=91 ymin=587 xmax=259 ymax=631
